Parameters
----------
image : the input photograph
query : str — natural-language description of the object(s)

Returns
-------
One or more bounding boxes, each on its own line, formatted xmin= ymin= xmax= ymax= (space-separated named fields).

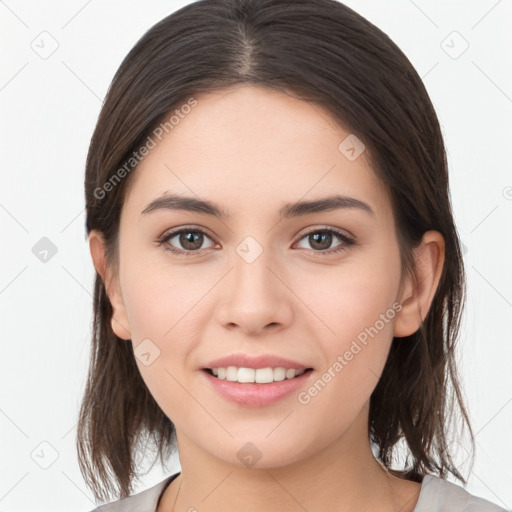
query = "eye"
xmin=295 ymin=227 xmax=355 ymax=254
xmin=157 ymin=227 xmax=217 ymax=256
xmin=157 ymin=225 xmax=355 ymax=256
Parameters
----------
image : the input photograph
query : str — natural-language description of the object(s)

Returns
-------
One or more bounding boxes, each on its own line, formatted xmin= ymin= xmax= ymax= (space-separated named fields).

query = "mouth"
xmin=201 ymin=366 xmax=315 ymax=407
xmin=202 ymin=367 xmax=314 ymax=384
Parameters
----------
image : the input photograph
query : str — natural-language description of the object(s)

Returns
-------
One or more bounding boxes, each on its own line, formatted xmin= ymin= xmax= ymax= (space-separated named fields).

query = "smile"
xmin=202 ymin=367 xmax=315 ymax=407
xmin=206 ymin=366 xmax=309 ymax=384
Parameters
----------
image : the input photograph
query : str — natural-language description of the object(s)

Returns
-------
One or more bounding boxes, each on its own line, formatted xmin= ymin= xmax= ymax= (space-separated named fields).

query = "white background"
xmin=1 ymin=1 xmax=511 ymax=510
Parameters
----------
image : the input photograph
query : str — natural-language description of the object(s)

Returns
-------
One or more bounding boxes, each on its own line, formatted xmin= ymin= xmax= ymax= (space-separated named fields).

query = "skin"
xmin=89 ymin=84 xmax=445 ymax=511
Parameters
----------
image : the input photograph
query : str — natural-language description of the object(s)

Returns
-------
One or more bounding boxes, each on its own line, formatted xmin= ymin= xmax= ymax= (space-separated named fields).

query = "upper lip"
xmin=203 ymin=353 xmax=312 ymax=371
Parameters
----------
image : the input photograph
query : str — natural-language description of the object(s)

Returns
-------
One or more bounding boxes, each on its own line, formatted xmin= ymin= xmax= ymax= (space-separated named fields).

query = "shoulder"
xmin=414 ymin=474 xmax=509 ymax=512
xmin=88 ymin=473 xmax=178 ymax=512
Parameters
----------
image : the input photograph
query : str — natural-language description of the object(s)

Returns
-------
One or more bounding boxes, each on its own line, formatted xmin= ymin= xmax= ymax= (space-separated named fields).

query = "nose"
xmin=215 ymin=241 xmax=294 ymax=336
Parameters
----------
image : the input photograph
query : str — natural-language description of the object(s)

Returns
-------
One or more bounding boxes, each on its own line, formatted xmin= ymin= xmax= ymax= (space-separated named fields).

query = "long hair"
xmin=78 ymin=0 xmax=473 ymax=502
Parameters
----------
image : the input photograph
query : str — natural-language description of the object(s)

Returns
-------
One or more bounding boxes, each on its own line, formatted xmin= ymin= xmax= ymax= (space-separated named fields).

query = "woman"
xmin=77 ymin=1 xmax=508 ymax=510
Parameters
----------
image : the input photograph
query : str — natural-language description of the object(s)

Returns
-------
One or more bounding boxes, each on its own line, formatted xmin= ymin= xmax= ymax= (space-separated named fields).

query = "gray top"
xmin=90 ymin=472 xmax=509 ymax=512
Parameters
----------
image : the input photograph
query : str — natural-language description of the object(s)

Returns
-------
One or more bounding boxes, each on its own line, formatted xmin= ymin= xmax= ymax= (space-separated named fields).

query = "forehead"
xmin=124 ymin=85 xmax=392 ymax=223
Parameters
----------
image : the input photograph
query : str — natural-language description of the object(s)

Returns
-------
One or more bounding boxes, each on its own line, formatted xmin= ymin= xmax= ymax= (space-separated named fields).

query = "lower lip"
xmin=201 ymin=369 xmax=314 ymax=407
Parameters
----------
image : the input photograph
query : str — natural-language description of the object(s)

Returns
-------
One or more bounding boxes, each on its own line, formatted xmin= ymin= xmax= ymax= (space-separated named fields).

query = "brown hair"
xmin=78 ymin=0 xmax=474 ymax=502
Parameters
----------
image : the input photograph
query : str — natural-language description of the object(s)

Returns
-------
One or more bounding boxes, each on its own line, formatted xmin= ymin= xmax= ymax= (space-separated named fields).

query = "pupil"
xmin=311 ymin=232 xmax=331 ymax=250
xmin=181 ymin=231 xmax=202 ymax=250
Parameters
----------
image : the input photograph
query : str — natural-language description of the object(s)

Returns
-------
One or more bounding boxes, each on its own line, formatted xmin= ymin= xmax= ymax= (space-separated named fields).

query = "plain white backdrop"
xmin=1 ymin=1 xmax=511 ymax=511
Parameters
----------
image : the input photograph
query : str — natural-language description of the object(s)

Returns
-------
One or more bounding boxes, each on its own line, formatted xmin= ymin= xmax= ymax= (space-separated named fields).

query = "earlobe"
xmin=393 ymin=231 xmax=445 ymax=338
xmin=88 ymin=230 xmax=132 ymax=340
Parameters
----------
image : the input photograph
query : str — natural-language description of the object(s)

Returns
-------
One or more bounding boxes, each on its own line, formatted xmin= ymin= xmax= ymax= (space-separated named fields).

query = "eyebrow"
xmin=140 ymin=193 xmax=375 ymax=219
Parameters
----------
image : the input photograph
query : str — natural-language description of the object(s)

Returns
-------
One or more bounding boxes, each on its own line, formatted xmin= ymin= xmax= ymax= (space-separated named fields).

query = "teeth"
xmin=210 ymin=366 xmax=306 ymax=383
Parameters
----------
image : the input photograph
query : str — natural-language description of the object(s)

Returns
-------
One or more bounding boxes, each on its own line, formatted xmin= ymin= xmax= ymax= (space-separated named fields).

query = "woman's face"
xmin=98 ymin=85 xmax=417 ymax=468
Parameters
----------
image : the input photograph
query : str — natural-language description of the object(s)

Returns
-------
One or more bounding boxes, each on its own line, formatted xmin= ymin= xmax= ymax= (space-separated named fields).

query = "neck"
xmin=160 ymin=407 xmax=421 ymax=512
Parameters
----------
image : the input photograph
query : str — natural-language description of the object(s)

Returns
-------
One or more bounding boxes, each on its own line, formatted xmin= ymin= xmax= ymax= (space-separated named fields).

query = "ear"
xmin=88 ymin=230 xmax=132 ymax=340
xmin=393 ymin=230 xmax=445 ymax=338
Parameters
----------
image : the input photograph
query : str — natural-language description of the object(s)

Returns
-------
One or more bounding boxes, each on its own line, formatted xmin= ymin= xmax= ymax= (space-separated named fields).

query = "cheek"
xmin=292 ymin=248 xmax=401 ymax=405
xmin=121 ymin=255 xmax=204 ymax=341
xmin=120 ymin=263 xmax=206 ymax=421
xmin=295 ymin=249 xmax=401 ymax=346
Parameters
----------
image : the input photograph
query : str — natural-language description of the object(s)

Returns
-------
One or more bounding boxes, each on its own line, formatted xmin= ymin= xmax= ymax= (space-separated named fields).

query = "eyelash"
xmin=156 ymin=225 xmax=355 ymax=257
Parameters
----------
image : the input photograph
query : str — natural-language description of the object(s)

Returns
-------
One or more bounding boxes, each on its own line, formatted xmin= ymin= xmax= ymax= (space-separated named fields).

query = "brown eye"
xmin=295 ymin=228 xmax=354 ymax=254
xmin=159 ymin=227 xmax=216 ymax=255
xmin=177 ymin=230 xmax=205 ymax=251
